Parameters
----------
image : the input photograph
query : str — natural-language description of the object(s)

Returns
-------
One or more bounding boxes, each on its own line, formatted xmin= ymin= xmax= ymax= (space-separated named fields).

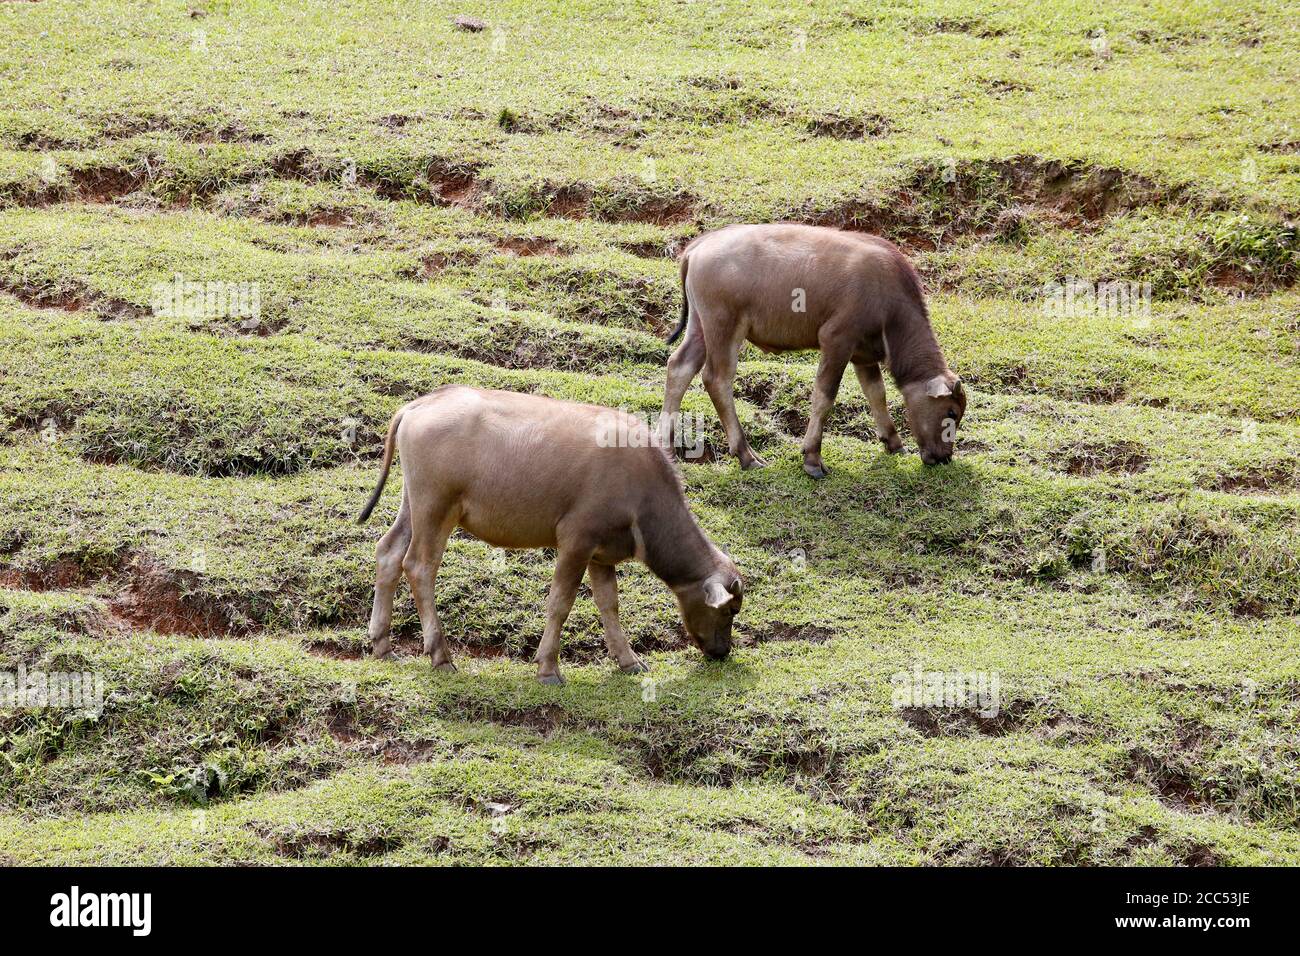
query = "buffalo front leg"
xmin=534 ymin=544 xmax=593 ymax=685
xmin=702 ymin=350 xmax=766 ymax=470
xmin=854 ymin=360 xmax=903 ymax=453
xmin=801 ymin=346 xmax=852 ymax=479
xmin=403 ymin=501 xmax=459 ymax=672
xmin=588 ymin=561 xmax=647 ymax=674
xmin=368 ymin=489 xmax=411 ymax=659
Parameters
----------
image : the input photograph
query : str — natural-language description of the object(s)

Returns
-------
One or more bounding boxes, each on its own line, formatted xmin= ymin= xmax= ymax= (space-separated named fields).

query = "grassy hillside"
xmin=0 ymin=0 xmax=1296 ymax=865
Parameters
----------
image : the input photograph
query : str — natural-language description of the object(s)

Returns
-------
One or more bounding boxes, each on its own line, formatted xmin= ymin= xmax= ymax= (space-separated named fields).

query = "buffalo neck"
xmin=638 ymin=492 xmax=721 ymax=588
xmin=883 ymin=309 xmax=948 ymax=387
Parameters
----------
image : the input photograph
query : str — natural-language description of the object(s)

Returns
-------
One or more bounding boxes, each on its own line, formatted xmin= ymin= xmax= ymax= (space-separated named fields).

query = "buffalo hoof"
xmin=882 ymin=438 xmax=904 ymax=454
xmin=803 ymin=461 xmax=829 ymax=480
xmin=538 ymin=672 xmax=566 ymax=686
xmin=739 ymin=453 xmax=768 ymax=471
xmin=620 ymin=658 xmax=650 ymax=675
xmin=431 ymin=660 xmax=457 ymax=673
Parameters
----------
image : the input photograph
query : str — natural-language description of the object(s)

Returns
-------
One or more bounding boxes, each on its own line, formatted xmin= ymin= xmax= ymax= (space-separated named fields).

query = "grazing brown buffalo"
xmin=357 ymin=386 xmax=743 ymax=685
xmin=661 ymin=223 xmax=966 ymax=475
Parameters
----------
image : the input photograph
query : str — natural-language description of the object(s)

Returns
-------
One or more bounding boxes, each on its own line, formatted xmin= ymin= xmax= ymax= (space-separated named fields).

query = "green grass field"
xmin=0 ymin=0 xmax=1297 ymax=865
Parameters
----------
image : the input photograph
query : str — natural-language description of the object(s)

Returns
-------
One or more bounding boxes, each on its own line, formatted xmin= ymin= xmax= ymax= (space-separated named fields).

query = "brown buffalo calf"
xmin=357 ymin=386 xmax=743 ymax=685
xmin=661 ymin=223 xmax=967 ymax=474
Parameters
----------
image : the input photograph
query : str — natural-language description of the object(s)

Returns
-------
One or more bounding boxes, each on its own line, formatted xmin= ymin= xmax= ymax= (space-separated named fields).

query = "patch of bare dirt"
xmin=737 ymin=374 xmax=881 ymax=445
xmin=268 ymin=147 xmax=321 ymax=180
xmin=1134 ymin=28 xmax=1208 ymax=48
xmin=306 ymin=635 xmax=509 ymax=662
xmin=607 ymin=194 xmax=698 ymax=226
xmin=536 ymin=184 xmax=591 ymax=220
xmin=737 ymin=624 xmax=835 ymax=646
xmin=981 ymin=78 xmax=1033 ymax=96
xmin=375 ymin=113 xmax=417 ymax=131
xmin=967 ymin=363 xmax=1128 ymax=405
xmin=1124 ymin=720 xmax=1217 ymax=814
xmin=669 ymin=438 xmax=720 ymax=464
xmin=524 ymin=183 xmax=698 ymax=226
xmin=1125 ymin=824 xmax=1160 ymax=852
xmin=490 ymin=704 xmax=565 ymax=738
xmin=494 ymin=102 xmax=647 ymax=146
xmin=1211 ymin=464 xmax=1298 ymax=495
xmin=0 ymin=277 xmax=148 ymax=319
xmin=4 ymin=164 xmax=149 ymax=208
xmin=291 ymin=208 xmax=351 ymax=227
xmin=926 ymin=17 xmax=1007 ymax=37
xmin=1183 ymin=844 xmax=1220 ymax=866
xmin=2 ymin=550 xmax=256 ymax=638
xmin=107 ymin=557 xmax=251 ymax=638
xmin=94 ymin=114 xmax=268 ymax=145
xmin=72 ymin=165 xmax=147 ymax=202
xmin=899 ymin=699 xmax=1040 ymax=738
xmin=413 ymin=250 xmax=479 ymax=277
xmin=304 ymin=640 xmax=365 ymax=660
xmin=804 ymin=113 xmax=891 ymax=139
xmin=495 ymin=236 xmax=561 ymax=256
xmin=252 ymin=824 xmax=406 ymax=859
xmin=376 ymin=740 xmax=447 ymax=765
xmin=618 ymin=238 xmax=673 ymax=258
xmin=1055 ymin=440 xmax=1150 ymax=476
xmin=0 ymin=551 xmax=128 ymax=591
xmin=685 ymin=75 xmax=743 ymax=91
xmin=1128 ymin=749 xmax=1209 ymax=812
xmin=13 ymin=131 xmax=83 ymax=150
xmin=424 ymin=169 xmax=480 ymax=209
xmin=732 ymin=376 xmax=809 ymax=436
xmin=809 ymin=156 xmax=1176 ymax=248
xmin=0 ymin=551 xmax=253 ymax=640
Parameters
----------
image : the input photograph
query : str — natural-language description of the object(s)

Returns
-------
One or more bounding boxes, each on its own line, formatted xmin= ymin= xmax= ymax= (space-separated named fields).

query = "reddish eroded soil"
xmin=495 ymin=236 xmax=561 ymax=256
xmin=0 ymin=551 xmax=253 ymax=638
xmin=0 ymin=276 xmax=148 ymax=318
xmin=810 ymin=155 xmax=1180 ymax=248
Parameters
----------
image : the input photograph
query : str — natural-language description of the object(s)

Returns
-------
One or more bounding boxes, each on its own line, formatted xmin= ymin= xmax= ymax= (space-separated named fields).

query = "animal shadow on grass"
xmin=594 ymin=655 xmax=760 ymax=701
xmin=732 ymin=444 xmax=988 ymax=554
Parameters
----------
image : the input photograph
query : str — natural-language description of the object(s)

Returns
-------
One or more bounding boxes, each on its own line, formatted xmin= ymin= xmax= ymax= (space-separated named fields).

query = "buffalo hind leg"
xmin=702 ymin=348 xmax=765 ymax=470
xmin=367 ymin=490 xmax=411 ymax=659
xmin=854 ymin=360 xmax=903 ymax=453
xmin=403 ymin=498 xmax=459 ymax=672
xmin=534 ymin=542 xmax=594 ymax=685
xmin=801 ymin=343 xmax=853 ymax=479
xmin=659 ymin=328 xmax=706 ymax=452
xmin=588 ymin=561 xmax=646 ymax=674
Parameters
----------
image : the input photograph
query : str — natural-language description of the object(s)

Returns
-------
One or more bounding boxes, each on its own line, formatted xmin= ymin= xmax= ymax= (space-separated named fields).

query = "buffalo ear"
xmin=925 ymin=375 xmax=954 ymax=398
xmin=704 ymin=579 xmax=732 ymax=609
